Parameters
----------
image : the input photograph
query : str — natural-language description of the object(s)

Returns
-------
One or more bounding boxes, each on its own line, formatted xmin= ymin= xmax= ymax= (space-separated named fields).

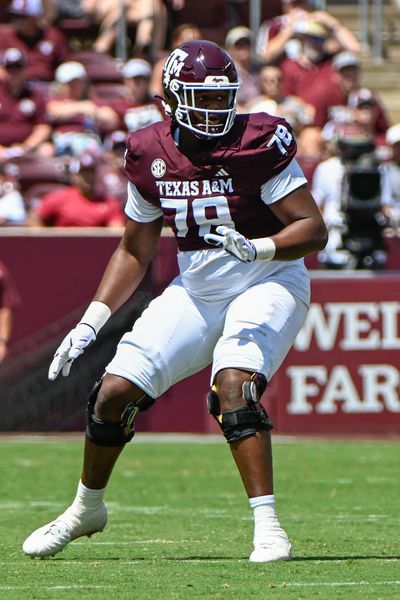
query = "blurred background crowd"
xmin=0 ymin=0 xmax=400 ymax=271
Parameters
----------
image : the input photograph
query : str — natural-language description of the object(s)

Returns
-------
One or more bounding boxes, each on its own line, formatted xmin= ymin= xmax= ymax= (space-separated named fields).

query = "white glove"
xmin=204 ymin=226 xmax=257 ymax=263
xmin=48 ymin=323 xmax=96 ymax=380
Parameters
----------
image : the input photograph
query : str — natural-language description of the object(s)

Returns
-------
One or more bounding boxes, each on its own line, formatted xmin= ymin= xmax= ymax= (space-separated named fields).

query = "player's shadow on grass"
xmin=170 ymin=554 xmax=400 ymax=562
xmin=290 ymin=555 xmax=400 ymax=562
xmin=50 ymin=554 xmax=400 ymax=562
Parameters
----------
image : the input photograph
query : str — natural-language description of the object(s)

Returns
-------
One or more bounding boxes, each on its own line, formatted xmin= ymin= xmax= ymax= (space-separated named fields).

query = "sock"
xmin=249 ymin=494 xmax=276 ymax=510
xmin=71 ymin=480 xmax=106 ymax=510
xmin=249 ymin=495 xmax=282 ymax=543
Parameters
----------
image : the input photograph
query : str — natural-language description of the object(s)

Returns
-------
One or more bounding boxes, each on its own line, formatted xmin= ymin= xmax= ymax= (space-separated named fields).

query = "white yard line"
xmin=0 ymin=501 xmax=397 ymax=527
xmin=1 ymin=433 xmax=399 ymax=447
xmin=275 ymin=581 xmax=400 ymax=588
xmin=0 ymin=579 xmax=399 ymax=592
xmin=1 ymin=557 xmax=398 ymax=564
xmin=73 ymin=539 xmax=186 ymax=545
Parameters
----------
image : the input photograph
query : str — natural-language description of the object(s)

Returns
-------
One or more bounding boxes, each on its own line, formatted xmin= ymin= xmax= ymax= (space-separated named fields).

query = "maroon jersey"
xmin=124 ymin=113 xmax=298 ymax=251
xmin=0 ymin=82 xmax=47 ymax=146
xmin=281 ymin=57 xmax=338 ymax=126
xmin=0 ymin=25 xmax=67 ymax=81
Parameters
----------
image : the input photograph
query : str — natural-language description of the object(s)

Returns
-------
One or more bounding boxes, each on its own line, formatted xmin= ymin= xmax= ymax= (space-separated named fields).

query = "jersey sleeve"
xmin=125 ymin=182 xmax=163 ymax=222
xmin=261 ymin=159 xmax=307 ymax=205
xmin=124 ymin=131 xmax=142 ymax=186
xmin=254 ymin=116 xmax=298 ymax=180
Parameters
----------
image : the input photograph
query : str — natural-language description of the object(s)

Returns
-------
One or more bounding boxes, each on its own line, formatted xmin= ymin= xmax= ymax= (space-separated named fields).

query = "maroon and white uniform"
xmin=125 ymin=113 xmax=301 ymax=249
xmin=106 ymin=112 xmax=310 ymax=398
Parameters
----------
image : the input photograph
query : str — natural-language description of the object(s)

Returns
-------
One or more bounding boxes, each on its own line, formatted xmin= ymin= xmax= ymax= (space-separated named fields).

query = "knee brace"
xmin=207 ymin=373 xmax=273 ymax=444
xmin=85 ymin=380 xmax=155 ymax=447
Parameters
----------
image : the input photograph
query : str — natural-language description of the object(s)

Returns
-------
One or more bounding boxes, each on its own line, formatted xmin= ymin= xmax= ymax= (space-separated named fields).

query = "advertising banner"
xmin=273 ymin=273 xmax=400 ymax=433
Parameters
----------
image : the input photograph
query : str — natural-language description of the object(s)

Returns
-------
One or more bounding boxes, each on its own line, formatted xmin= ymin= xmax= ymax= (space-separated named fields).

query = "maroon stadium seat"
xmin=93 ymin=82 xmax=129 ymax=102
xmin=65 ymin=50 xmax=123 ymax=83
xmin=5 ymin=156 xmax=70 ymax=193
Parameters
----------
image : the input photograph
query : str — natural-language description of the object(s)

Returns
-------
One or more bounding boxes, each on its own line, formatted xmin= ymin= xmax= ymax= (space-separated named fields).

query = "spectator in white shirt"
xmin=382 ymin=124 xmax=400 ymax=229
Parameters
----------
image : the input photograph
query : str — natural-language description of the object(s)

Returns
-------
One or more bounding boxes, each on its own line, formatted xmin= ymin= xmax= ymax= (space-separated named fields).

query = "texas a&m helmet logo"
xmin=151 ymin=158 xmax=166 ymax=178
xmin=163 ymin=49 xmax=188 ymax=89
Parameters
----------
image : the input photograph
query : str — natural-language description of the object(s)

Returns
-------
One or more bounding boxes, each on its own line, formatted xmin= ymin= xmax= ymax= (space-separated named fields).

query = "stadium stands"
xmin=1 ymin=1 xmax=400 ymax=436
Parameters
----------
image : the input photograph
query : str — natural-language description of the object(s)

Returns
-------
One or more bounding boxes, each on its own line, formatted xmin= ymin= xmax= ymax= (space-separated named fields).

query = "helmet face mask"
xmin=162 ymin=41 xmax=240 ymax=138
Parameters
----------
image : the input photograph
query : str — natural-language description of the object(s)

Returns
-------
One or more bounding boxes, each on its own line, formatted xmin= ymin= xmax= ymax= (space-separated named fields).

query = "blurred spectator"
xmin=320 ymin=52 xmax=389 ymax=148
xmin=150 ymin=22 xmax=202 ymax=97
xmin=98 ymin=130 xmax=128 ymax=207
xmin=39 ymin=0 xmax=58 ymax=23
xmin=312 ymin=124 xmax=388 ymax=269
xmin=0 ymin=163 xmax=26 ymax=225
xmin=0 ymin=0 xmax=68 ymax=82
xmin=0 ymin=48 xmax=51 ymax=163
xmin=224 ymin=26 xmax=261 ymax=109
xmin=81 ymin=0 xmax=168 ymax=57
xmin=245 ymin=64 xmax=314 ymax=135
xmin=281 ymin=19 xmax=337 ymax=107
xmin=114 ymin=59 xmax=165 ymax=133
xmin=382 ymin=124 xmax=400 ymax=229
xmin=245 ymin=63 xmax=319 ymax=166
xmin=256 ymin=0 xmax=360 ymax=65
xmin=45 ymin=60 xmax=119 ymax=156
xmin=0 ymin=260 xmax=20 ymax=363
xmin=278 ymin=19 xmax=340 ymax=159
xmin=27 ymin=151 xmax=125 ymax=227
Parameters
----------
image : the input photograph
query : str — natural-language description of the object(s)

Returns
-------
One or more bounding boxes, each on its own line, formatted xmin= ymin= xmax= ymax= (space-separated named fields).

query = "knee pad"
xmin=207 ymin=373 xmax=273 ymax=444
xmin=85 ymin=380 xmax=155 ymax=447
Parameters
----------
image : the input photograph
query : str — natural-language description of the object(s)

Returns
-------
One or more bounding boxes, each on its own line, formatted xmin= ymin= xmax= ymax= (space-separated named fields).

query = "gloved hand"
xmin=204 ymin=226 xmax=257 ymax=263
xmin=48 ymin=323 xmax=96 ymax=380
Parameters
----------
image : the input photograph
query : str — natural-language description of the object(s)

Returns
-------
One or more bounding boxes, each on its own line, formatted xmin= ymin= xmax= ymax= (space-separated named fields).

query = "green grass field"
xmin=0 ymin=435 xmax=398 ymax=599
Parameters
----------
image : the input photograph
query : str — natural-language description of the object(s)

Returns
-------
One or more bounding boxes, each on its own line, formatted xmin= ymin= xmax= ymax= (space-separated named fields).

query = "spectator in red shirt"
xmin=278 ymin=20 xmax=337 ymax=156
xmin=0 ymin=0 xmax=68 ymax=82
xmin=46 ymin=60 xmax=119 ymax=157
xmin=0 ymin=260 xmax=20 ymax=363
xmin=113 ymin=59 xmax=165 ymax=133
xmin=0 ymin=48 xmax=51 ymax=163
xmin=320 ymin=52 xmax=389 ymax=148
xmin=256 ymin=0 xmax=360 ymax=65
xmin=28 ymin=151 xmax=125 ymax=227
xmin=281 ymin=19 xmax=338 ymax=106
xmin=245 ymin=64 xmax=314 ymax=136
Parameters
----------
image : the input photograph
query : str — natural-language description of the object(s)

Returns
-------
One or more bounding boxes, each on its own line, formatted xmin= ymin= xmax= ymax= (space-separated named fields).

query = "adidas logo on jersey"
xmin=215 ymin=168 xmax=229 ymax=177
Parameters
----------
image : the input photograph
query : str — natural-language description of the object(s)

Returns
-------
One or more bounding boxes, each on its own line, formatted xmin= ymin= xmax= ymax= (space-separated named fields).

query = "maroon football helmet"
xmin=162 ymin=40 xmax=239 ymax=138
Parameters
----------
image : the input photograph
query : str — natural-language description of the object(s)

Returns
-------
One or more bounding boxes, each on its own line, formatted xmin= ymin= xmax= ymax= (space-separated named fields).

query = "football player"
xmin=23 ymin=40 xmax=327 ymax=562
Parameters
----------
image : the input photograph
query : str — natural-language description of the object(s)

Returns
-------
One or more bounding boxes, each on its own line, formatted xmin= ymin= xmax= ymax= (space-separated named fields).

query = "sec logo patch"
xmin=151 ymin=158 xmax=166 ymax=178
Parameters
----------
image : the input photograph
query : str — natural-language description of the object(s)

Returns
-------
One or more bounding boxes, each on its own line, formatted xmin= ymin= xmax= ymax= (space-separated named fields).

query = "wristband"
xmin=79 ymin=301 xmax=112 ymax=334
xmin=252 ymin=237 xmax=276 ymax=261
